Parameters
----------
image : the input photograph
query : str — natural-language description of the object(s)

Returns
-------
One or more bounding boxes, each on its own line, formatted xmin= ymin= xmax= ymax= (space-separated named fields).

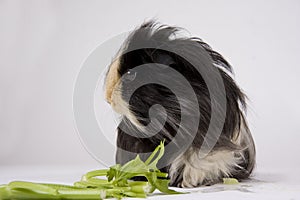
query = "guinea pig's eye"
xmin=123 ymin=69 xmax=137 ymax=82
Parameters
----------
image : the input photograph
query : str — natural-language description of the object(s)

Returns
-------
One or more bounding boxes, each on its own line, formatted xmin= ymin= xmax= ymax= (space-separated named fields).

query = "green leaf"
xmin=154 ymin=179 xmax=183 ymax=194
xmin=0 ymin=141 xmax=187 ymax=199
xmin=107 ymin=164 xmax=121 ymax=182
xmin=119 ymin=155 xmax=148 ymax=177
xmin=145 ymin=141 xmax=165 ymax=170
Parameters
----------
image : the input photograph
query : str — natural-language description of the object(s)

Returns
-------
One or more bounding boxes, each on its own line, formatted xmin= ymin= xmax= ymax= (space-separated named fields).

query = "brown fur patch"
xmin=105 ymin=58 xmax=120 ymax=103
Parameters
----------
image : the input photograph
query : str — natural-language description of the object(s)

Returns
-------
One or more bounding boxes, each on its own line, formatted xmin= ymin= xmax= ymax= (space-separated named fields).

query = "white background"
xmin=0 ymin=0 xmax=299 ymax=182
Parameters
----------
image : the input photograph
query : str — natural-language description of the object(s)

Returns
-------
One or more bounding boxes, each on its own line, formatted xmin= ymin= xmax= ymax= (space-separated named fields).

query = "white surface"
xmin=0 ymin=0 xmax=300 ymax=169
xmin=0 ymin=166 xmax=299 ymax=200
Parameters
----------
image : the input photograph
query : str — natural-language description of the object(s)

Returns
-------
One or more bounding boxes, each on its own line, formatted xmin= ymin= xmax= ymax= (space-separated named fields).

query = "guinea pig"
xmin=104 ymin=21 xmax=256 ymax=188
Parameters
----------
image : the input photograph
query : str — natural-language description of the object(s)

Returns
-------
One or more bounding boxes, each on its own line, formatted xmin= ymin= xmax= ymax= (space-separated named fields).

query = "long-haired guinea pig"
xmin=104 ymin=21 xmax=255 ymax=188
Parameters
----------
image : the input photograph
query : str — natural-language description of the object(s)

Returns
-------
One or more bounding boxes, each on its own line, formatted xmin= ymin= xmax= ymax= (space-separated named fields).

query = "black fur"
xmin=110 ymin=21 xmax=255 ymax=187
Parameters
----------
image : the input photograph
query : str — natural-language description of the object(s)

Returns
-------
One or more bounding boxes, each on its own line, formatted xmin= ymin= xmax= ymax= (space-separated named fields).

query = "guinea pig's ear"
xmin=152 ymin=50 xmax=176 ymax=68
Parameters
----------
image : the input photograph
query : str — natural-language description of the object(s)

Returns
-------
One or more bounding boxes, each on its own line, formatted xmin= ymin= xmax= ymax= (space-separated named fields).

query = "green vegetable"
xmin=222 ymin=178 xmax=239 ymax=185
xmin=0 ymin=141 xmax=184 ymax=199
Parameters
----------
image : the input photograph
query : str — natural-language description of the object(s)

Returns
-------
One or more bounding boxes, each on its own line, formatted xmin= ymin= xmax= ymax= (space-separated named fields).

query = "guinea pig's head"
xmin=104 ymin=21 xmax=237 ymax=141
xmin=105 ymin=23 xmax=191 ymax=133
xmin=105 ymin=47 xmax=181 ymax=132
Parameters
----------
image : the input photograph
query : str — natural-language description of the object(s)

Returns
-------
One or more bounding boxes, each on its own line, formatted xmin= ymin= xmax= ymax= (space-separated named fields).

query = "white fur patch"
xmin=169 ymin=148 xmax=242 ymax=187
